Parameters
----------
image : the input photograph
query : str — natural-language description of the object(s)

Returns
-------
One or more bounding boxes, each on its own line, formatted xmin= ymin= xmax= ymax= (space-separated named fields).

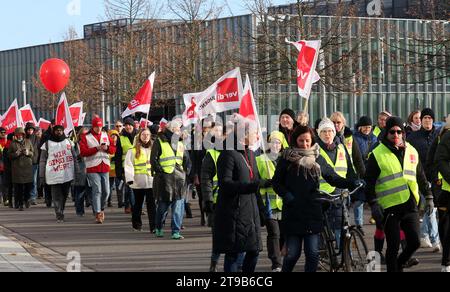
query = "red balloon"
xmin=39 ymin=58 xmax=71 ymax=94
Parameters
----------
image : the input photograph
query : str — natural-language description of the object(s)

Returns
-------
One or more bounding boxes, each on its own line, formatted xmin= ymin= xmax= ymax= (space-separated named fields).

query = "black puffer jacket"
xmin=272 ymin=154 xmax=353 ymax=235
xmin=213 ymin=147 xmax=263 ymax=254
xmin=407 ymin=126 xmax=440 ymax=169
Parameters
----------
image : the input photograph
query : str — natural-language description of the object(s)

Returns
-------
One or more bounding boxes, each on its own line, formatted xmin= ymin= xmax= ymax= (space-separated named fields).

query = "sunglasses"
xmin=389 ymin=130 xmax=403 ymax=135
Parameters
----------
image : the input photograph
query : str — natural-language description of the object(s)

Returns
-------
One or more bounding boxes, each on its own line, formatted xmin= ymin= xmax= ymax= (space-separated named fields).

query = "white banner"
xmin=194 ymin=68 xmax=243 ymax=120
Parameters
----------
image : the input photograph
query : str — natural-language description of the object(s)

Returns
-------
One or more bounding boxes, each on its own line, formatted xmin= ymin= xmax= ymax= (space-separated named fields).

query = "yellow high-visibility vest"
xmin=158 ymin=138 xmax=184 ymax=174
xmin=319 ymin=144 xmax=348 ymax=193
xmin=256 ymin=154 xmax=283 ymax=211
xmin=372 ymin=142 xmax=420 ymax=209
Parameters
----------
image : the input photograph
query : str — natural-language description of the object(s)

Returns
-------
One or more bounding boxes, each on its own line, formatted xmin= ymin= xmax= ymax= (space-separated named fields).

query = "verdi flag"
xmin=19 ymin=104 xmax=38 ymax=126
xmin=194 ymin=68 xmax=243 ymax=120
xmin=0 ymin=99 xmax=22 ymax=135
xmin=286 ymin=39 xmax=321 ymax=100
xmin=69 ymin=102 xmax=83 ymax=127
xmin=122 ymin=72 xmax=155 ymax=118
xmin=55 ymin=93 xmax=74 ymax=136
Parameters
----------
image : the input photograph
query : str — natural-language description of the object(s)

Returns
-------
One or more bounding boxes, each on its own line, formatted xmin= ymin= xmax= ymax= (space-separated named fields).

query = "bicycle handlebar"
xmin=316 ymin=183 xmax=364 ymax=203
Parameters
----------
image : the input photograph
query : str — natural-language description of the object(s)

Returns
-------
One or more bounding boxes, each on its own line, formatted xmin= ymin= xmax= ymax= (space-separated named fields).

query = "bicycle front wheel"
xmin=343 ymin=228 xmax=369 ymax=272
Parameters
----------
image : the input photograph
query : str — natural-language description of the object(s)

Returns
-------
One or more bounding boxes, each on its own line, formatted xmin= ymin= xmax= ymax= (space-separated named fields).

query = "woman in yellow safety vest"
xmin=365 ymin=116 xmax=434 ymax=272
xmin=256 ymin=131 xmax=285 ymax=272
xmin=317 ymin=118 xmax=358 ymax=249
xmin=124 ymin=128 xmax=156 ymax=233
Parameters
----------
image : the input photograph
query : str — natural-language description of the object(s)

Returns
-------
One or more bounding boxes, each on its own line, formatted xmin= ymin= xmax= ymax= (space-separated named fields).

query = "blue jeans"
xmin=353 ymin=200 xmax=364 ymax=227
xmin=282 ymin=233 xmax=320 ymax=272
xmin=87 ymin=173 xmax=110 ymax=214
xmin=212 ymin=252 xmax=245 ymax=265
xmin=224 ymin=252 xmax=258 ymax=273
xmin=155 ymin=199 xmax=184 ymax=234
xmin=30 ymin=164 xmax=39 ymax=201
xmin=421 ymin=207 xmax=440 ymax=245
xmin=74 ymin=186 xmax=86 ymax=216
xmin=123 ymin=184 xmax=135 ymax=209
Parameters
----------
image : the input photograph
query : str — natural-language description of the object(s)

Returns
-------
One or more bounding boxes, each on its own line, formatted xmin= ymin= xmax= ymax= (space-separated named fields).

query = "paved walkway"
xmin=0 ymin=234 xmax=54 ymax=272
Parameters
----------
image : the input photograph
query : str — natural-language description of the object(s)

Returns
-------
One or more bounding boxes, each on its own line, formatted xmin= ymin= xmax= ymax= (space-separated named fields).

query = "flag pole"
xmin=248 ymin=78 xmax=272 ymax=178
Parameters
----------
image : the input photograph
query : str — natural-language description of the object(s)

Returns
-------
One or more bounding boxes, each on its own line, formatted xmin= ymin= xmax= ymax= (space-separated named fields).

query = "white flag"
xmin=194 ymin=68 xmax=243 ymax=120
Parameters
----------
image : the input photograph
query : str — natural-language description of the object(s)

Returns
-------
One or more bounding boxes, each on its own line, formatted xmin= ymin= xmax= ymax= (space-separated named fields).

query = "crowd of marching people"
xmin=0 ymin=106 xmax=449 ymax=273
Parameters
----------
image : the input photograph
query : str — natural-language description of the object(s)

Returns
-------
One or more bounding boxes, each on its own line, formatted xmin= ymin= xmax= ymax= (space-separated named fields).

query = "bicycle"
xmin=317 ymin=184 xmax=369 ymax=272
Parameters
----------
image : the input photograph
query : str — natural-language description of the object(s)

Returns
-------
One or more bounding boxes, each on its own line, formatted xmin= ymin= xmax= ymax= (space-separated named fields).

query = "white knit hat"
xmin=318 ymin=118 xmax=336 ymax=137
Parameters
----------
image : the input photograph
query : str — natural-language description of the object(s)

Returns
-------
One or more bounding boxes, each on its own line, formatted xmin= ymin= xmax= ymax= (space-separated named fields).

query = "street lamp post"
xmin=22 ymin=80 xmax=27 ymax=107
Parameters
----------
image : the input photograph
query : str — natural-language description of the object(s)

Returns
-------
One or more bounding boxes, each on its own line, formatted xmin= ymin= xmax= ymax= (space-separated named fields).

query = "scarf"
xmin=408 ymin=122 xmax=421 ymax=132
xmin=283 ymin=143 xmax=321 ymax=179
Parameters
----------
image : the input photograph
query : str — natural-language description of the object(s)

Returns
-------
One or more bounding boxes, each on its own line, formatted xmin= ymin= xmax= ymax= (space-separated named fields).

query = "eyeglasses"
xmin=389 ymin=130 xmax=403 ymax=135
xmin=115 ymin=125 xmax=123 ymax=128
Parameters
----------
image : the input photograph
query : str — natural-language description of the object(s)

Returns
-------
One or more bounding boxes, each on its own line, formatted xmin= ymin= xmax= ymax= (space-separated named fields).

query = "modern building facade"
xmin=0 ymin=3 xmax=448 ymax=129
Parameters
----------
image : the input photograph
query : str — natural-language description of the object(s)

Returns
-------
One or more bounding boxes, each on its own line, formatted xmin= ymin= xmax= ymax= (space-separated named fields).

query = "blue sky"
xmin=0 ymin=0 xmax=290 ymax=51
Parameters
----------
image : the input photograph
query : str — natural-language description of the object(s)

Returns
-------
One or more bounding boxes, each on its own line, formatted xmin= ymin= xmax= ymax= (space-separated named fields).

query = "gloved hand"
xmin=424 ymin=196 xmax=435 ymax=215
xmin=283 ymin=192 xmax=295 ymax=206
xmin=370 ymin=200 xmax=384 ymax=225
xmin=203 ymin=201 xmax=214 ymax=214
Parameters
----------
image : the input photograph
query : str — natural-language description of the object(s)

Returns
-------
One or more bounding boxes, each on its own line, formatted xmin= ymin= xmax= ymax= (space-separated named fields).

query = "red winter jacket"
xmin=79 ymin=130 xmax=117 ymax=174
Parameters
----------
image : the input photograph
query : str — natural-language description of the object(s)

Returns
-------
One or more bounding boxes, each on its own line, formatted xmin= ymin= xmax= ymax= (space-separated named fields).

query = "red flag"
xmin=0 ymin=99 xmax=22 ymax=135
xmin=69 ymin=102 xmax=83 ymax=127
xmin=122 ymin=72 xmax=155 ymax=118
xmin=19 ymin=104 xmax=38 ymax=126
xmin=286 ymin=39 xmax=321 ymax=100
xmin=55 ymin=93 xmax=74 ymax=135
xmin=38 ymin=118 xmax=51 ymax=131
xmin=239 ymin=76 xmax=257 ymax=121
xmin=140 ymin=118 xmax=152 ymax=129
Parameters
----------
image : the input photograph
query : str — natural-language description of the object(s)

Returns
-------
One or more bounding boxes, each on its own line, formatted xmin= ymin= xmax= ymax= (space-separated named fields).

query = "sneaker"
xmin=441 ymin=265 xmax=450 ymax=272
xmin=432 ymin=242 xmax=442 ymax=253
xmin=95 ymin=213 xmax=103 ymax=224
xmin=171 ymin=233 xmax=185 ymax=240
xmin=30 ymin=200 xmax=37 ymax=206
xmin=133 ymin=228 xmax=143 ymax=232
xmin=272 ymin=267 xmax=282 ymax=272
xmin=155 ymin=229 xmax=164 ymax=238
xmin=420 ymin=237 xmax=433 ymax=248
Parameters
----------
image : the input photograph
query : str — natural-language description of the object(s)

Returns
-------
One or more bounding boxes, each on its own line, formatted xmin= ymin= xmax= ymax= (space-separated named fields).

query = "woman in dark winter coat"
xmin=213 ymin=118 xmax=267 ymax=273
xmin=272 ymin=126 xmax=358 ymax=272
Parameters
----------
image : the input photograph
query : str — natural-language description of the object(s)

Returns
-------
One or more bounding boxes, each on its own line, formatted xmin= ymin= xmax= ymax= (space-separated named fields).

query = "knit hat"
xmin=108 ymin=130 xmax=120 ymax=137
xmin=357 ymin=116 xmax=373 ymax=128
xmin=380 ymin=110 xmax=392 ymax=117
xmin=385 ymin=116 xmax=405 ymax=132
xmin=92 ymin=116 xmax=103 ymax=128
xmin=53 ymin=125 xmax=65 ymax=132
xmin=269 ymin=131 xmax=286 ymax=144
xmin=279 ymin=108 xmax=296 ymax=122
xmin=25 ymin=122 xmax=36 ymax=131
xmin=421 ymin=108 xmax=435 ymax=121
xmin=123 ymin=117 xmax=135 ymax=126
xmin=166 ymin=120 xmax=182 ymax=132
xmin=14 ymin=127 xmax=25 ymax=135
xmin=318 ymin=118 xmax=336 ymax=136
